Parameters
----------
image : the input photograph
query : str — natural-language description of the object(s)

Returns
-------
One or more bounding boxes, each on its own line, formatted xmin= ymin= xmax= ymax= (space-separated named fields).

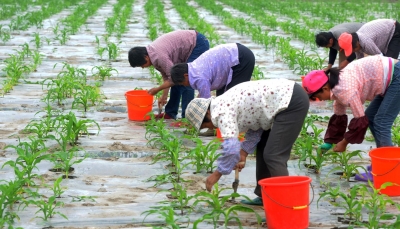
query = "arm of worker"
xmin=148 ymin=58 xmax=175 ymax=95
xmin=332 ymin=94 xmax=369 ymax=152
xmin=206 ymin=137 xmax=241 ymax=192
xmin=192 ymin=79 xmax=211 ymax=98
xmin=324 ymin=100 xmax=348 ymax=146
xmin=234 ymin=128 xmax=264 ymax=171
xmin=324 ymin=48 xmax=337 ymax=71
xmin=339 ymin=53 xmax=356 ymax=69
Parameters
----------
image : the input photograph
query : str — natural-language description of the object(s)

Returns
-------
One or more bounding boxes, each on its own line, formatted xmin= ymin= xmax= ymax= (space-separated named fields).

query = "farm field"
xmin=1 ymin=0 xmax=400 ymax=228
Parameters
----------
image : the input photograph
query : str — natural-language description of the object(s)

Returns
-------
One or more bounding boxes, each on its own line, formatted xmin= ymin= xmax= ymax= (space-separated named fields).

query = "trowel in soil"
xmin=231 ymin=167 xmax=239 ymax=201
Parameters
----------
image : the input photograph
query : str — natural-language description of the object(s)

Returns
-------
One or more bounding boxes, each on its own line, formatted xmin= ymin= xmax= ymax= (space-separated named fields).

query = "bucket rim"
xmin=258 ymin=176 xmax=311 ymax=186
xmin=369 ymin=147 xmax=400 ymax=160
xmin=125 ymin=89 xmax=150 ymax=95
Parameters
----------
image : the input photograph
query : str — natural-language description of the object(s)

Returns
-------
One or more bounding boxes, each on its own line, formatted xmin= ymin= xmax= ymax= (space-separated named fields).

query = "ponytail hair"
xmin=326 ymin=67 xmax=340 ymax=89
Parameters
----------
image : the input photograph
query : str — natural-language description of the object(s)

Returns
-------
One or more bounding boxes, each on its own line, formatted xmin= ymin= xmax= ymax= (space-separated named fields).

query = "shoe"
xmin=367 ymin=165 xmax=372 ymax=171
xmin=154 ymin=113 xmax=173 ymax=120
xmin=240 ymin=196 xmax=263 ymax=206
xmin=355 ymin=172 xmax=373 ymax=182
xmin=198 ymin=128 xmax=216 ymax=137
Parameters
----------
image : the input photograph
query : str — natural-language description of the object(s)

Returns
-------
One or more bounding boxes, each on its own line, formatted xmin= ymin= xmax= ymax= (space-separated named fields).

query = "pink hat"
xmin=302 ymin=70 xmax=328 ymax=96
xmin=338 ymin=32 xmax=353 ymax=57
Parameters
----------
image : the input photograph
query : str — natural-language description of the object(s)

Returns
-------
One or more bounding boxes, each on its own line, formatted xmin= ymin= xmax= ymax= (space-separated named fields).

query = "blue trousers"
xmin=365 ymin=61 xmax=400 ymax=147
xmin=165 ymin=32 xmax=209 ymax=119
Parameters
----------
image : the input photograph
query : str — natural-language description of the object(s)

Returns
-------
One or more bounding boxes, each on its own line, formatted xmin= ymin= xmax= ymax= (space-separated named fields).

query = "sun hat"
xmin=185 ymin=98 xmax=212 ymax=131
xmin=338 ymin=32 xmax=353 ymax=57
xmin=302 ymin=70 xmax=329 ymax=97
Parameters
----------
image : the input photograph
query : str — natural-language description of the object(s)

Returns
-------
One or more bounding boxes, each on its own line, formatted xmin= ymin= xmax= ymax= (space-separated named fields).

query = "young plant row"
xmin=104 ymin=0 xmax=135 ymax=40
xmin=1 ymin=64 xmax=103 ymax=226
xmin=193 ymin=0 xmax=326 ymax=75
xmin=1 ymin=0 xmax=80 ymax=37
xmin=1 ymin=43 xmax=44 ymax=95
xmin=170 ymin=0 xmax=221 ymax=47
xmin=318 ymin=182 xmax=400 ymax=228
xmin=53 ymin=0 xmax=108 ymax=45
xmin=42 ymin=62 xmax=111 ymax=115
xmin=143 ymin=115 xmax=261 ymax=228
xmin=144 ymin=0 xmax=173 ymax=40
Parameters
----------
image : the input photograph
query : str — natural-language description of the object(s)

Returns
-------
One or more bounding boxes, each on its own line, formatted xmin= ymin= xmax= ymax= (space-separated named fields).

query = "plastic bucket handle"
xmin=371 ymin=162 xmax=400 ymax=177
xmin=262 ymin=183 xmax=315 ymax=210
xmin=125 ymin=95 xmax=156 ymax=108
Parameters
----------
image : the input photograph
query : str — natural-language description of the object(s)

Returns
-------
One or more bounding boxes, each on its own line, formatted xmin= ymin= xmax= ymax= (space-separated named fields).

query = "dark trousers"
xmin=386 ymin=21 xmax=400 ymax=59
xmin=165 ymin=32 xmax=210 ymax=118
xmin=216 ymin=43 xmax=255 ymax=96
xmin=254 ymin=83 xmax=309 ymax=197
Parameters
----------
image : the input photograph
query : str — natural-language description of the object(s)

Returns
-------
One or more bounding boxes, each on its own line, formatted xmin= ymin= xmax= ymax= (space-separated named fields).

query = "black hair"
xmin=202 ymin=105 xmax=211 ymax=124
xmin=170 ymin=63 xmax=188 ymax=85
xmin=315 ymin=32 xmax=334 ymax=47
xmin=351 ymin=32 xmax=359 ymax=50
xmin=128 ymin=47 xmax=148 ymax=67
xmin=309 ymin=68 xmax=341 ymax=101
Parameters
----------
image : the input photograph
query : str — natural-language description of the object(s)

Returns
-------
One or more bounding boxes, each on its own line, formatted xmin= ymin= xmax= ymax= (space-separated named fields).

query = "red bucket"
xmin=125 ymin=90 xmax=153 ymax=121
xmin=369 ymin=147 xmax=400 ymax=196
xmin=259 ymin=176 xmax=312 ymax=229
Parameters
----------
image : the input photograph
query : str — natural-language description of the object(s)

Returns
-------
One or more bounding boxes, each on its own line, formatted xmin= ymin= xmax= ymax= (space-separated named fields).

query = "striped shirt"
xmin=355 ymin=19 xmax=396 ymax=59
xmin=210 ymin=79 xmax=295 ymax=175
xmin=332 ymin=56 xmax=397 ymax=118
xmin=188 ymin=43 xmax=239 ymax=98
xmin=146 ymin=30 xmax=197 ymax=81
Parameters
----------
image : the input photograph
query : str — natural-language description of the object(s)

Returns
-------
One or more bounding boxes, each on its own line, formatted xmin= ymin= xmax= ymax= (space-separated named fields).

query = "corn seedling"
xmin=327 ymin=150 xmax=366 ymax=181
xmin=91 ymin=66 xmax=118 ymax=81
xmin=106 ymin=41 xmax=121 ymax=61
xmin=29 ymin=195 xmax=67 ymax=221
xmin=192 ymin=184 xmax=262 ymax=228
xmin=31 ymin=32 xmax=42 ymax=49
xmin=252 ymin=65 xmax=264 ymax=80
xmin=55 ymin=111 xmax=100 ymax=145
xmin=31 ymin=50 xmax=44 ymax=71
xmin=50 ymin=177 xmax=65 ymax=198
xmin=159 ymin=182 xmax=193 ymax=215
xmin=142 ymin=206 xmax=189 ymax=228
xmin=0 ymin=179 xmax=25 ymax=223
xmin=71 ymin=195 xmax=96 ymax=202
xmin=352 ymin=181 xmax=397 ymax=228
xmin=3 ymin=137 xmax=50 ymax=185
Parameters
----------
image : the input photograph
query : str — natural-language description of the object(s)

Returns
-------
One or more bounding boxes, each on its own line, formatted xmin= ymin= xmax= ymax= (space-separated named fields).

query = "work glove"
xmin=319 ymin=143 xmax=332 ymax=153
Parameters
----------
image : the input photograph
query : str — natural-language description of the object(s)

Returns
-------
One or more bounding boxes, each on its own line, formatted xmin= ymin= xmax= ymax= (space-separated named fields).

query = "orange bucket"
xmin=259 ymin=176 xmax=312 ymax=229
xmin=125 ymin=90 xmax=153 ymax=121
xmin=369 ymin=147 xmax=400 ymax=196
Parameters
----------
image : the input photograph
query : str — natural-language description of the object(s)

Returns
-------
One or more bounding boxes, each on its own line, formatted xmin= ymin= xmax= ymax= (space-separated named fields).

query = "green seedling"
xmin=31 ymin=32 xmax=41 ymax=49
xmin=317 ymin=185 xmax=341 ymax=205
xmin=20 ymin=43 xmax=32 ymax=59
xmin=327 ymin=150 xmax=366 ymax=181
xmin=159 ymin=182 xmax=193 ymax=215
xmin=106 ymin=41 xmax=121 ymax=60
xmin=31 ymin=50 xmax=44 ymax=71
xmin=55 ymin=111 xmax=100 ymax=145
xmin=52 ymin=146 xmax=85 ymax=179
xmin=252 ymin=65 xmax=264 ymax=80
xmin=51 ymin=177 xmax=65 ymax=198
xmin=29 ymin=196 xmax=67 ymax=221
xmin=353 ymin=181 xmax=396 ymax=228
xmin=3 ymin=139 xmax=50 ymax=186
xmin=72 ymin=85 xmax=104 ymax=113
xmin=71 ymin=195 xmax=96 ymax=202
xmin=192 ymin=184 xmax=262 ymax=228
xmin=91 ymin=66 xmax=118 ymax=81
xmin=146 ymin=173 xmax=178 ymax=187
xmin=96 ymin=46 xmax=106 ymax=60
xmin=0 ymin=179 xmax=25 ymax=213
xmin=142 ymin=206 xmax=188 ymax=229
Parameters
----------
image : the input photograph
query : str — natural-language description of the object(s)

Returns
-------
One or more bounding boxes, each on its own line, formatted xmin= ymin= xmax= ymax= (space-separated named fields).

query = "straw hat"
xmin=185 ymin=98 xmax=212 ymax=131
